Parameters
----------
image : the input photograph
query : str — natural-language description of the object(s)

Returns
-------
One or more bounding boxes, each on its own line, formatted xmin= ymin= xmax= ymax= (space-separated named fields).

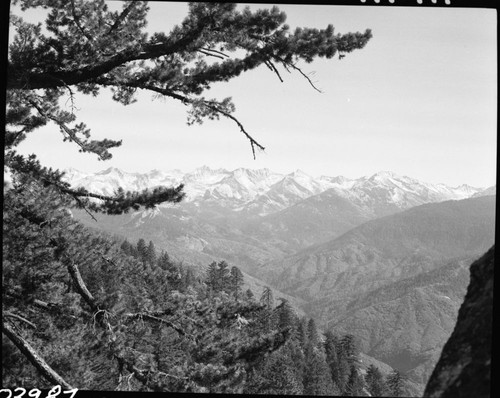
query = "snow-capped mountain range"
xmin=63 ymin=166 xmax=493 ymax=217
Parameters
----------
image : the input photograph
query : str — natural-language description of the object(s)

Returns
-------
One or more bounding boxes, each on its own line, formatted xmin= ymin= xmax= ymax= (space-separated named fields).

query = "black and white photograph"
xmin=3 ymin=1 xmax=496 ymax=397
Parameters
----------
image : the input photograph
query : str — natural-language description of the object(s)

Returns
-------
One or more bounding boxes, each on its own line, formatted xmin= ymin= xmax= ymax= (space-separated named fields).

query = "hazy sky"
xmin=12 ymin=2 xmax=497 ymax=187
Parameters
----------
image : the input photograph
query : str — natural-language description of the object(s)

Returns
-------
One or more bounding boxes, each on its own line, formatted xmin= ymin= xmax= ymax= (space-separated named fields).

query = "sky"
xmin=11 ymin=1 xmax=497 ymax=187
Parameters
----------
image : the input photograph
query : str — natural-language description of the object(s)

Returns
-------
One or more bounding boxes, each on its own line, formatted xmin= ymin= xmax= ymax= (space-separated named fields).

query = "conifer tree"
xmin=206 ymin=261 xmax=219 ymax=294
xmin=259 ymin=286 xmax=275 ymax=332
xmin=365 ymin=364 xmax=386 ymax=397
xmin=341 ymin=333 xmax=360 ymax=364
xmin=136 ymin=238 xmax=147 ymax=263
xmin=245 ymin=289 xmax=255 ymax=300
xmin=157 ymin=251 xmax=171 ymax=271
xmin=120 ymin=239 xmax=135 ymax=256
xmin=324 ymin=330 xmax=342 ymax=391
xmin=297 ymin=317 xmax=309 ymax=350
xmin=230 ymin=266 xmax=244 ymax=298
xmin=303 ymin=345 xmax=337 ymax=395
xmin=333 ymin=334 xmax=352 ymax=394
xmin=145 ymin=240 xmax=157 ymax=267
xmin=345 ymin=364 xmax=364 ymax=397
xmin=275 ymin=298 xmax=295 ymax=331
xmin=386 ymin=369 xmax=405 ymax=397
xmin=253 ymin=350 xmax=303 ymax=395
xmin=283 ymin=338 xmax=306 ymax=388
xmin=307 ymin=318 xmax=320 ymax=347
xmin=260 ymin=286 xmax=274 ymax=309
xmin=217 ymin=261 xmax=231 ymax=292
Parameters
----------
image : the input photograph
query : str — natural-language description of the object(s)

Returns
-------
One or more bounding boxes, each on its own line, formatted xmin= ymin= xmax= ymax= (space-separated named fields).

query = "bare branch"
xmin=4 ymin=311 xmax=37 ymax=329
xmin=95 ymin=79 xmax=265 ymax=159
xmin=123 ymin=313 xmax=188 ymax=338
xmin=277 ymin=57 xmax=323 ymax=93
xmin=199 ymin=47 xmax=229 ymax=58
xmin=201 ymin=100 xmax=265 ymax=160
xmin=158 ymin=371 xmax=188 ymax=381
xmin=2 ymin=320 xmax=75 ymax=390
xmin=197 ymin=49 xmax=225 ymax=60
xmin=66 ymin=259 xmax=100 ymax=312
xmin=77 ymin=200 xmax=98 ymax=222
xmin=265 ymin=60 xmax=284 ymax=83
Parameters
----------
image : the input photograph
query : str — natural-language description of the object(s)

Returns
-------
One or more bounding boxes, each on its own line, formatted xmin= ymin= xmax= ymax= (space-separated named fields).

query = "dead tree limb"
xmin=2 ymin=319 xmax=75 ymax=390
xmin=123 ymin=313 xmax=188 ymax=338
xmin=4 ymin=311 xmax=37 ymax=329
xmin=66 ymin=260 xmax=100 ymax=312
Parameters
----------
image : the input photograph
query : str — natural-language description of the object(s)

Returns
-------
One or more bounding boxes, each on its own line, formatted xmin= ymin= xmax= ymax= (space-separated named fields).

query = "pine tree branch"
xmin=2 ymin=319 xmax=75 ymax=390
xmin=27 ymin=98 xmax=120 ymax=161
xmin=70 ymin=0 xmax=95 ymax=45
xmin=6 ymin=151 xmax=185 ymax=215
xmin=106 ymin=1 xmax=140 ymax=36
xmin=52 ymin=178 xmax=185 ymax=215
xmin=94 ymin=78 xmax=265 ymax=159
xmin=8 ymin=17 xmax=209 ymax=90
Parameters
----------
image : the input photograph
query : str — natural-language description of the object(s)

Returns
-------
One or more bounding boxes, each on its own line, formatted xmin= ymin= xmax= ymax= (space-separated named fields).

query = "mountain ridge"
xmin=63 ymin=166 xmax=489 ymax=217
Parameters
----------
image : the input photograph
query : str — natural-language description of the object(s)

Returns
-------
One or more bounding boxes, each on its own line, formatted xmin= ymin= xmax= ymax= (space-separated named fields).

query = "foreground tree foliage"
xmin=3 ymin=178 xmax=291 ymax=391
xmin=4 ymin=0 xmax=373 ymax=393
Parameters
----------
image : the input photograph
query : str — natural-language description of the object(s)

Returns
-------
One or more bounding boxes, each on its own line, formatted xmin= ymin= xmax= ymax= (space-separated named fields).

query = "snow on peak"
xmin=63 ymin=167 xmax=90 ymax=181
xmin=289 ymin=169 xmax=311 ymax=178
xmin=62 ymin=166 xmax=482 ymax=215
xmin=97 ymin=167 xmax=125 ymax=176
xmin=368 ymin=170 xmax=401 ymax=181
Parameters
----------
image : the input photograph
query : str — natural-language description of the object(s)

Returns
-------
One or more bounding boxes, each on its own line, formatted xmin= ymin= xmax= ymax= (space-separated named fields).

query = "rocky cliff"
xmin=423 ymin=245 xmax=494 ymax=398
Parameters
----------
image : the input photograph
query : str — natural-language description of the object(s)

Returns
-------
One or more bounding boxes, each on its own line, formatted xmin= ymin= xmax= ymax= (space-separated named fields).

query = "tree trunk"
xmin=2 ymin=319 xmax=75 ymax=390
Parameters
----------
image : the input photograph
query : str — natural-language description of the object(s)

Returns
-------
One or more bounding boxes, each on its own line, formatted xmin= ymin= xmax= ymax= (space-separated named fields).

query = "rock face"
xmin=423 ymin=246 xmax=494 ymax=398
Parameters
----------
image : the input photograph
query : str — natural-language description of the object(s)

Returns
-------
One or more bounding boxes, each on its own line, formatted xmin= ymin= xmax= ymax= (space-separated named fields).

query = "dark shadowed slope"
xmin=424 ymin=246 xmax=494 ymax=398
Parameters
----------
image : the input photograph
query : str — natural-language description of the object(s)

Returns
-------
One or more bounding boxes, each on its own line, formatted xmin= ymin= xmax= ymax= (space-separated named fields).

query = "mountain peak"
xmin=289 ymin=169 xmax=311 ymax=178
xmin=454 ymin=184 xmax=477 ymax=191
xmin=97 ymin=167 xmax=125 ymax=177
xmin=371 ymin=170 xmax=399 ymax=179
xmin=194 ymin=165 xmax=212 ymax=172
xmin=62 ymin=166 xmax=482 ymax=214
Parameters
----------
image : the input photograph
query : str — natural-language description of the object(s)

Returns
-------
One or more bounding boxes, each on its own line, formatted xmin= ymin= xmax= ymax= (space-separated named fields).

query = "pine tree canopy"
xmin=6 ymin=0 xmax=371 ymax=213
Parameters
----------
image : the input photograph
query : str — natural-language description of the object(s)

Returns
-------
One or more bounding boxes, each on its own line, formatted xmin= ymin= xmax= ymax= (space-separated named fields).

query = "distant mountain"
xmin=260 ymin=195 xmax=495 ymax=394
xmin=259 ymin=195 xmax=496 ymax=297
xmin=241 ymin=188 xmax=371 ymax=251
xmin=472 ymin=184 xmax=496 ymax=197
xmin=324 ymin=255 xmax=473 ymax=391
xmin=64 ymin=166 xmax=485 ymax=217
xmin=65 ymin=166 xmax=488 ymax=262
